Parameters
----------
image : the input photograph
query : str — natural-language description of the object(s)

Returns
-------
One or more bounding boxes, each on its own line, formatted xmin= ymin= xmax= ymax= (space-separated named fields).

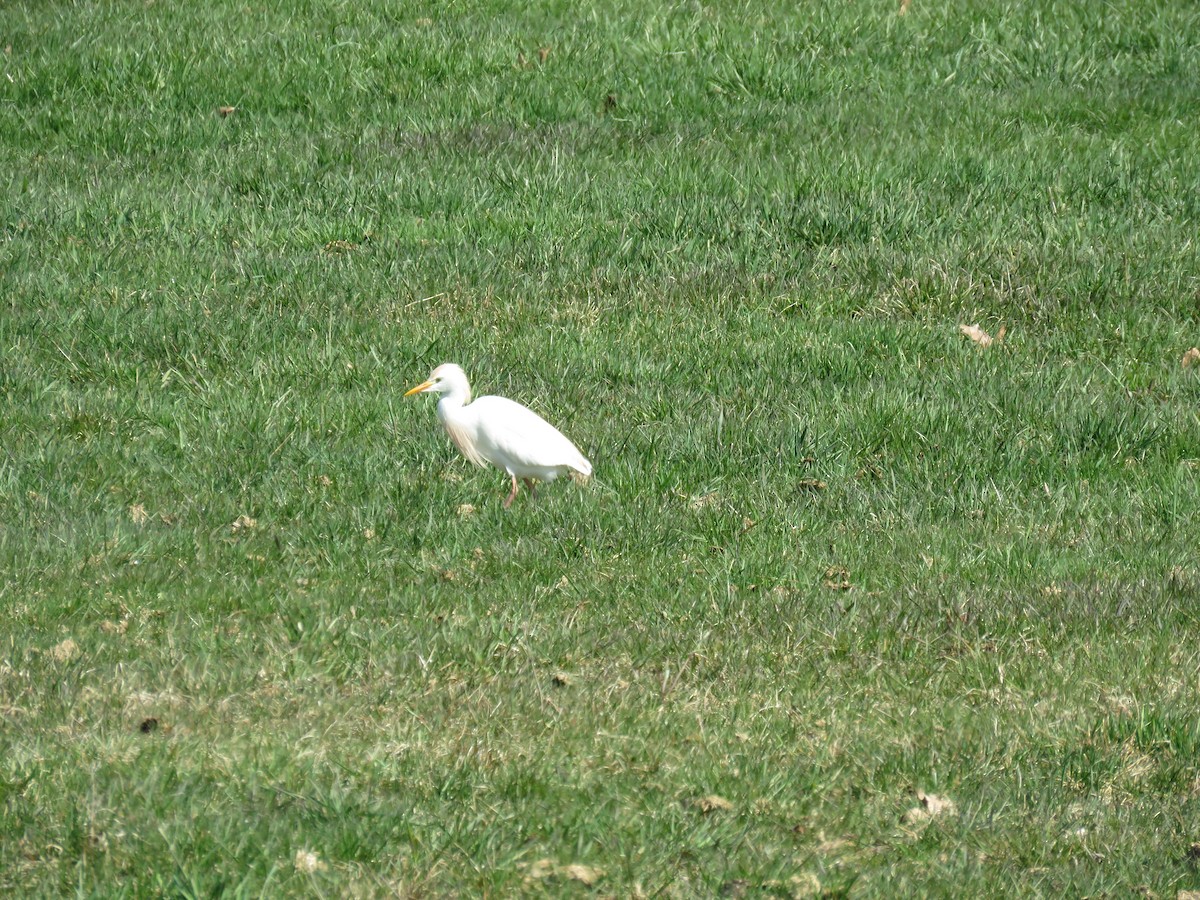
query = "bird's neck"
xmin=436 ymin=389 xmax=471 ymax=422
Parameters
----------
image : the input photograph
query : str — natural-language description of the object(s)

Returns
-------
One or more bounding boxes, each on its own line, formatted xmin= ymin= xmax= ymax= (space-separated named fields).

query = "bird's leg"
xmin=503 ymin=474 xmax=519 ymax=509
xmin=522 ymin=478 xmax=537 ymax=500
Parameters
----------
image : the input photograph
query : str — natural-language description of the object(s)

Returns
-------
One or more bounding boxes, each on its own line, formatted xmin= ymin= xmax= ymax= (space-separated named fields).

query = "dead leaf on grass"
xmin=456 ymin=503 xmax=476 ymax=518
xmin=100 ymin=618 xmax=129 ymax=635
xmin=552 ymin=671 xmax=574 ymax=687
xmin=797 ymin=479 xmax=827 ymax=492
xmin=1177 ymin=892 xmax=1200 ymax=900
xmin=414 ymin=18 xmax=433 ymax=27
xmin=231 ymin=514 xmax=257 ymax=532
xmin=697 ymin=794 xmax=734 ymax=813
xmin=919 ymin=790 xmax=955 ymax=815
xmin=293 ymin=849 xmax=327 ymax=873
xmin=959 ymin=323 xmax=1005 ymax=347
xmin=51 ymin=638 xmax=79 ymax=663
xmin=537 ymin=47 xmax=551 ymax=63
xmin=522 ymin=858 xmax=556 ymax=881
xmin=1182 ymin=347 xmax=1200 ymax=369
xmin=902 ymin=790 xmax=957 ymax=824
xmin=823 ymin=566 xmax=852 ymax=591
xmin=564 ymin=864 xmax=604 ymax=886
xmin=216 ymin=105 xmax=236 ymax=117
xmin=815 ymin=832 xmax=852 ymax=854
xmin=128 ymin=503 xmax=149 ymax=525
xmin=788 ymin=873 xmax=822 ymax=899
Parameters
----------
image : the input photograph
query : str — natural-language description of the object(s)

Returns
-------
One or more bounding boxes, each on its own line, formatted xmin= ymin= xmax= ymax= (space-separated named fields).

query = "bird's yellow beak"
xmin=403 ymin=379 xmax=435 ymax=397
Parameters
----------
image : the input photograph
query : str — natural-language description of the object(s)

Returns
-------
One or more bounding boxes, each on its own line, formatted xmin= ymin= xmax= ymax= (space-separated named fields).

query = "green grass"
xmin=3 ymin=0 xmax=1200 ymax=895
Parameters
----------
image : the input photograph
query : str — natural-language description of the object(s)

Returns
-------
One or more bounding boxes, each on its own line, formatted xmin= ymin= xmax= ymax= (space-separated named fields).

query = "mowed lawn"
xmin=2 ymin=0 xmax=1200 ymax=895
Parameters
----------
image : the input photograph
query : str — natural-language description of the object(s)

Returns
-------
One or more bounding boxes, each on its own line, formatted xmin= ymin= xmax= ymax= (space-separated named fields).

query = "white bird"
xmin=404 ymin=363 xmax=592 ymax=508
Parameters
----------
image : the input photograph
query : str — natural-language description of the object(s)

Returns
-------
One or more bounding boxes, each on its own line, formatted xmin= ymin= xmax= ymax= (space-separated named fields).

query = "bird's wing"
xmin=470 ymin=396 xmax=590 ymax=473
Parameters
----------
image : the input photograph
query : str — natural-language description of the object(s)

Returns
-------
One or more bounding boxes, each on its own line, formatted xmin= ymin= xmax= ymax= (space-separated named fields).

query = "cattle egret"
xmin=404 ymin=363 xmax=592 ymax=508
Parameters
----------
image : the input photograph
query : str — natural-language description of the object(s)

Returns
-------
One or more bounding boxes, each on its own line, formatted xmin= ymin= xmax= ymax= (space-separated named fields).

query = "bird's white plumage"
xmin=405 ymin=363 xmax=591 ymax=506
xmin=442 ymin=395 xmax=592 ymax=480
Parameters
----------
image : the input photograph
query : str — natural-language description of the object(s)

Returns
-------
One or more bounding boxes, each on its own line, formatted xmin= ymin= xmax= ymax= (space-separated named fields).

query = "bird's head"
xmin=404 ymin=363 xmax=471 ymax=400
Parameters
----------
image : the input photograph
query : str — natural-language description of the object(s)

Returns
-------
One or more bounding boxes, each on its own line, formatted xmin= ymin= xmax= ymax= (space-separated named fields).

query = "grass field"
xmin=3 ymin=0 xmax=1200 ymax=895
